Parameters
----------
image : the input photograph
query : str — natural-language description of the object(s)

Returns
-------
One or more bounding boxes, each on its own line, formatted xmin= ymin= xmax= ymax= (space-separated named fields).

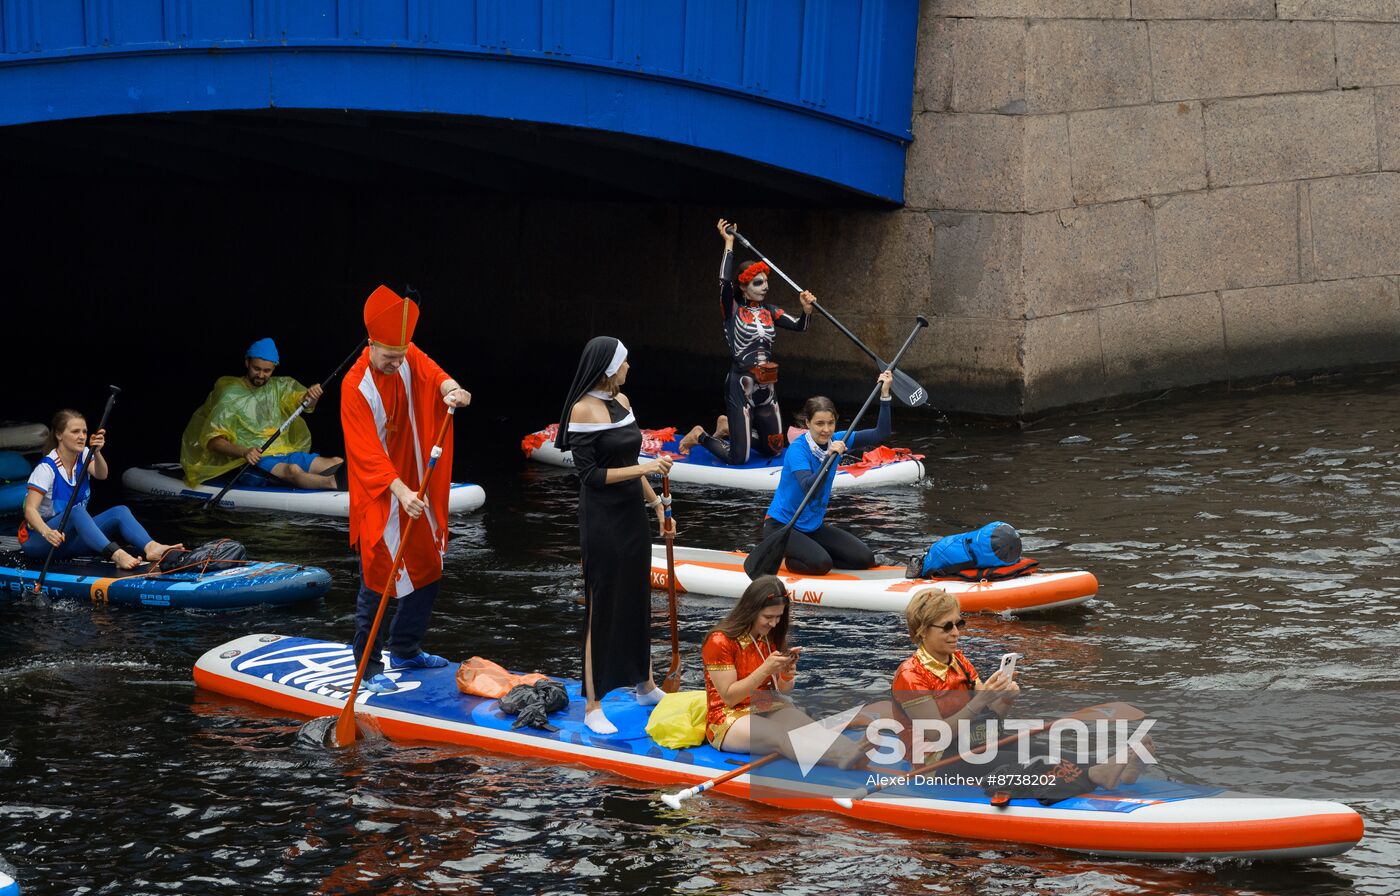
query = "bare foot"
xmin=835 ymin=741 xmax=866 ymax=770
xmin=113 ymin=549 xmax=142 ymax=571
xmin=714 ymin=415 xmax=730 ymax=440
xmin=144 ymin=542 xmax=183 ymax=563
xmin=677 ymin=425 xmax=704 ymax=454
xmin=1088 ymin=761 xmax=1126 ymax=791
xmin=1120 ymin=736 xmax=1155 ymax=784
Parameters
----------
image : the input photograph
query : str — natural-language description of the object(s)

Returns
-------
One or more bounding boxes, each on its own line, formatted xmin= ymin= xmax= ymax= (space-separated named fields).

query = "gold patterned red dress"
xmin=701 ymin=630 xmax=789 ymax=748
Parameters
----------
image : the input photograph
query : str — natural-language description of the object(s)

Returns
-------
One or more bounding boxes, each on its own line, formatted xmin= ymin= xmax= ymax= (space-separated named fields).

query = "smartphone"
xmin=997 ymin=652 xmax=1022 ymax=676
xmin=785 ymin=646 xmax=803 ymax=659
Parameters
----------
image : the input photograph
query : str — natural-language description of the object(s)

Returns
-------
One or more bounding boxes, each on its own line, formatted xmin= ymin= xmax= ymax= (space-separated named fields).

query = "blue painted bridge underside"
xmin=0 ymin=1 xmax=919 ymax=202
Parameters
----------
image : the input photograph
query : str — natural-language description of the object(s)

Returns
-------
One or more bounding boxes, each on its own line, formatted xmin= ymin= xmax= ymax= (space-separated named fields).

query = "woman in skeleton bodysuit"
xmin=680 ymin=219 xmax=814 ymax=465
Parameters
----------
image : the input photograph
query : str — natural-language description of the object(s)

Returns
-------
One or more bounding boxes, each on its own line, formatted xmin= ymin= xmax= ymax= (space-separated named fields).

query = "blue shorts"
xmin=256 ymin=451 xmax=321 ymax=474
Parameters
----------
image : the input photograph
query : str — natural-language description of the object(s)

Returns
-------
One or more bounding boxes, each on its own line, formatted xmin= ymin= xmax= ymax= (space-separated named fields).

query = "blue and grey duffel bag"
xmin=914 ymin=521 xmax=1034 ymax=580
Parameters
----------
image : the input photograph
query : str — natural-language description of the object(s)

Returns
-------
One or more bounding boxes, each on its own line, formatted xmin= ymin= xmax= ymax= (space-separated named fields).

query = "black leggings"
xmin=699 ymin=370 xmax=783 ymax=465
xmin=762 ymin=518 xmax=875 ymax=576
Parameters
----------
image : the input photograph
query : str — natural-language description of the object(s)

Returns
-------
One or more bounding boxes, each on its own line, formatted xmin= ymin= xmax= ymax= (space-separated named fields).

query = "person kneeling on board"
xmin=702 ymin=575 xmax=863 ymax=769
xmin=180 ymin=338 xmax=345 ymax=490
xmin=760 ymin=372 xmax=895 ymax=575
xmin=892 ymin=587 xmax=1147 ymax=794
xmin=19 ymin=409 xmax=180 ymax=571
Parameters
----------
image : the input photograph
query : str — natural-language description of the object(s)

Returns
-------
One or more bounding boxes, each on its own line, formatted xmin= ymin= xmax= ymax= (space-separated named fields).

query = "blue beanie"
xmin=246 ymin=337 xmax=279 ymax=364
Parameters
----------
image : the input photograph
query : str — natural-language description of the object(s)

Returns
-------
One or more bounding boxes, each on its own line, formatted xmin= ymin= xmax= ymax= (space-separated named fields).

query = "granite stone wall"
xmin=902 ymin=0 xmax=1400 ymax=414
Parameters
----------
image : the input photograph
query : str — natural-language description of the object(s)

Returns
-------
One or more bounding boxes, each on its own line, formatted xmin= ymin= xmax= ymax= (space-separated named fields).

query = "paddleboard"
xmin=650 ymin=545 xmax=1096 ymax=614
xmin=194 ymin=634 xmax=1364 ymax=861
xmin=522 ymin=424 xmax=923 ymax=492
xmin=0 ymin=870 xmax=16 ymax=896
xmin=1 ymin=553 xmax=330 ymax=610
xmin=0 ymin=422 xmax=46 ymax=452
xmin=122 ymin=465 xmax=486 ymax=517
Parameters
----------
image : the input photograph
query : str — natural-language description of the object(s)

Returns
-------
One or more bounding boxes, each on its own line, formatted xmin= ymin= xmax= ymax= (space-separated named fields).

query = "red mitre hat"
xmin=364 ymin=284 xmax=419 ymax=349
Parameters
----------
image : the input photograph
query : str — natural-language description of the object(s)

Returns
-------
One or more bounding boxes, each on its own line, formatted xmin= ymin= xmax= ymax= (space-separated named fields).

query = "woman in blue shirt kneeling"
xmin=762 ymin=371 xmax=893 ymax=575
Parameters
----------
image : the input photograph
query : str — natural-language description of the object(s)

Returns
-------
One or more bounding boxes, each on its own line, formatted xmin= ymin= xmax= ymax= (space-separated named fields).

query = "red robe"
xmin=341 ymin=344 xmax=453 ymax=596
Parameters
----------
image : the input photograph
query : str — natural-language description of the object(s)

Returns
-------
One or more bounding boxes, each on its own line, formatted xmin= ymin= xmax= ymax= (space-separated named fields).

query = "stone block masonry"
xmin=859 ymin=0 xmax=1400 ymax=415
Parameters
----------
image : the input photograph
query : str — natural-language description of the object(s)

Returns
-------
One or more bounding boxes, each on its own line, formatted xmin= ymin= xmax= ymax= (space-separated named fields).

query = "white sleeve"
xmin=27 ymin=462 xmax=54 ymax=496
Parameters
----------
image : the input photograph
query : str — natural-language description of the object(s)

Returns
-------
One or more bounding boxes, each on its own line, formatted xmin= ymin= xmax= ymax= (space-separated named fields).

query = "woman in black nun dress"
xmin=557 ymin=337 xmax=676 ymax=734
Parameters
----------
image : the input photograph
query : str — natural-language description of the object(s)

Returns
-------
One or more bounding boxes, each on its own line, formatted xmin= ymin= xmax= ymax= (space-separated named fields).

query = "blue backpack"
xmin=920 ymin=522 xmax=1023 ymax=577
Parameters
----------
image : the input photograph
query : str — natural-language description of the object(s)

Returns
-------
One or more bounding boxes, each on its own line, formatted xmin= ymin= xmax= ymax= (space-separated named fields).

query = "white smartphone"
xmin=997 ymin=652 xmax=1022 ymax=676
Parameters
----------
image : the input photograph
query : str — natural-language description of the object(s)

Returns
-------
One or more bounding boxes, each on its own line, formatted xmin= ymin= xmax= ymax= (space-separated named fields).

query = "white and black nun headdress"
xmin=555 ymin=336 xmax=628 ymax=450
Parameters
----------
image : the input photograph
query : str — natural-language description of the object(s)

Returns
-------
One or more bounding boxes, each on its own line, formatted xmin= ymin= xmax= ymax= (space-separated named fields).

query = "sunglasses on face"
xmin=926 ymin=619 xmax=968 ymax=634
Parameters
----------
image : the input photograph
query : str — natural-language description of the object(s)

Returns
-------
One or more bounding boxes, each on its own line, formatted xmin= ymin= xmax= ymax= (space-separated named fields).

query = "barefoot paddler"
xmin=342 ymin=285 xmax=472 ymax=694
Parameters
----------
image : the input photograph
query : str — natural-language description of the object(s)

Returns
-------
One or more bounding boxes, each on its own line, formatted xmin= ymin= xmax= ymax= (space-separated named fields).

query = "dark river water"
xmin=2 ymin=374 xmax=1398 ymax=895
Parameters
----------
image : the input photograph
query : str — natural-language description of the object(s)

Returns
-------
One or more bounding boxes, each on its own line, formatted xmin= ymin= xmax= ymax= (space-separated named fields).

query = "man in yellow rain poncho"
xmin=180 ymin=338 xmax=345 ymax=489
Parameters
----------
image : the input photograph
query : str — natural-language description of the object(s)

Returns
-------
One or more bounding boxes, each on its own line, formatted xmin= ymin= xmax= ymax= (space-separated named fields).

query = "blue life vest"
xmin=37 ymin=450 xmax=91 ymax=518
xmin=921 ymin=522 xmax=1021 ymax=577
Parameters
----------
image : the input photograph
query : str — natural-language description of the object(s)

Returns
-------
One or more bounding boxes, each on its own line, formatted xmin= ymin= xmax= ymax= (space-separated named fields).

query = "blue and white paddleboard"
xmin=524 ymin=425 xmax=923 ymax=492
xmin=195 ymin=634 xmax=1363 ymax=861
xmin=1 ymin=555 xmax=330 ymax=610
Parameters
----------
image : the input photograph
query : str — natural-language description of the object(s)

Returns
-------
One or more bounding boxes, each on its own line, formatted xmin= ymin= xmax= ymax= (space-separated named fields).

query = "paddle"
xmin=333 ymin=406 xmax=456 ymax=747
xmin=831 ymin=701 xmax=1147 ymax=808
xmin=660 ymin=475 xmax=683 ymax=694
xmin=743 ymin=316 xmax=929 ymax=580
xmin=203 ymin=338 xmax=368 ymax=510
xmin=728 ymin=228 xmax=931 ymax=408
xmin=661 ymin=751 xmax=783 ymax=809
xmin=34 ymin=385 xmax=120 ymax=594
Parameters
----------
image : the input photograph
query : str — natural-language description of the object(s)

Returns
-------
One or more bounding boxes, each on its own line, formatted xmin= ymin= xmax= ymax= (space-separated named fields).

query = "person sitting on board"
xmin=179 ymin=338 xmax=345 ymax=490
xmin=760 ymin=372 xmax=894 ymax=575
xmin=677 ymin=219 xmax=814 ymax=463
xmin=702 ymin=575 xmax=863 ymax=769
xmin=19 ymin=409 xmax=180 ymax=571
xmin=892 ymin=587 xmax=1145 ymax=790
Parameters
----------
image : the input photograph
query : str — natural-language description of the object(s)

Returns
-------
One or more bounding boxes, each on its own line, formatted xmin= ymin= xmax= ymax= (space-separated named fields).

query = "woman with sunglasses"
xmin=893 ymin=587 xmax=1019 ymax=736
xmin=702 ymin=575 xmax=862 ymax=768
xmin=893 ymin=587 xmax=1142 ymax=789
xmin=678 ymin=218 xmax=814 ymax=464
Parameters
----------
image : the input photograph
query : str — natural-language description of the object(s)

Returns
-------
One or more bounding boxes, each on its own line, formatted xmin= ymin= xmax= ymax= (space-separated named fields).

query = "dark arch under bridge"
xmin=0 ymin=0 xmax=919 ymax=203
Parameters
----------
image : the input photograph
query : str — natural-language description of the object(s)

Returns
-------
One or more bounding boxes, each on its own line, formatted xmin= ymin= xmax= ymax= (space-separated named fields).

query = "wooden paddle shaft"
xmin=661 ymin=476 xmax=682 ymax=691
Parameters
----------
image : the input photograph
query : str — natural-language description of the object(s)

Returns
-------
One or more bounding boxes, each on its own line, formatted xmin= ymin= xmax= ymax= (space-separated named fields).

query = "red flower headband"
xmin=737 ymin=261 xmax=770 ymax=286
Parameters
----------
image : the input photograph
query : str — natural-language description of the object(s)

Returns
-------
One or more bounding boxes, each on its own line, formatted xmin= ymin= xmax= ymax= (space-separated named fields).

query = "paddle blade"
xmin=876 ymin=358 xmax=930 ymax=407
xmin=661 ymin=672 xmax=682 ymax=694
xmin=334 ymin=702 xmax=358 ymax=746
xmin=743 ymin=530 xmax=789 ymax=579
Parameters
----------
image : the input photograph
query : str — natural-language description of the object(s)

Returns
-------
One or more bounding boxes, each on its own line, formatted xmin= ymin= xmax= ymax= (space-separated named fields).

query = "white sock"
xmin=634 ymin=686 xmax=666 ymax=706
xmin=584 ymin=707 xmax=617 ymax=735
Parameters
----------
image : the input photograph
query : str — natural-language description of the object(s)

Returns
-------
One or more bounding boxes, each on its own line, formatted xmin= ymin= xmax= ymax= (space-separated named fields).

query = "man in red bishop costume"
xmin=342 ymin=284 xmax=472 ymax=693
